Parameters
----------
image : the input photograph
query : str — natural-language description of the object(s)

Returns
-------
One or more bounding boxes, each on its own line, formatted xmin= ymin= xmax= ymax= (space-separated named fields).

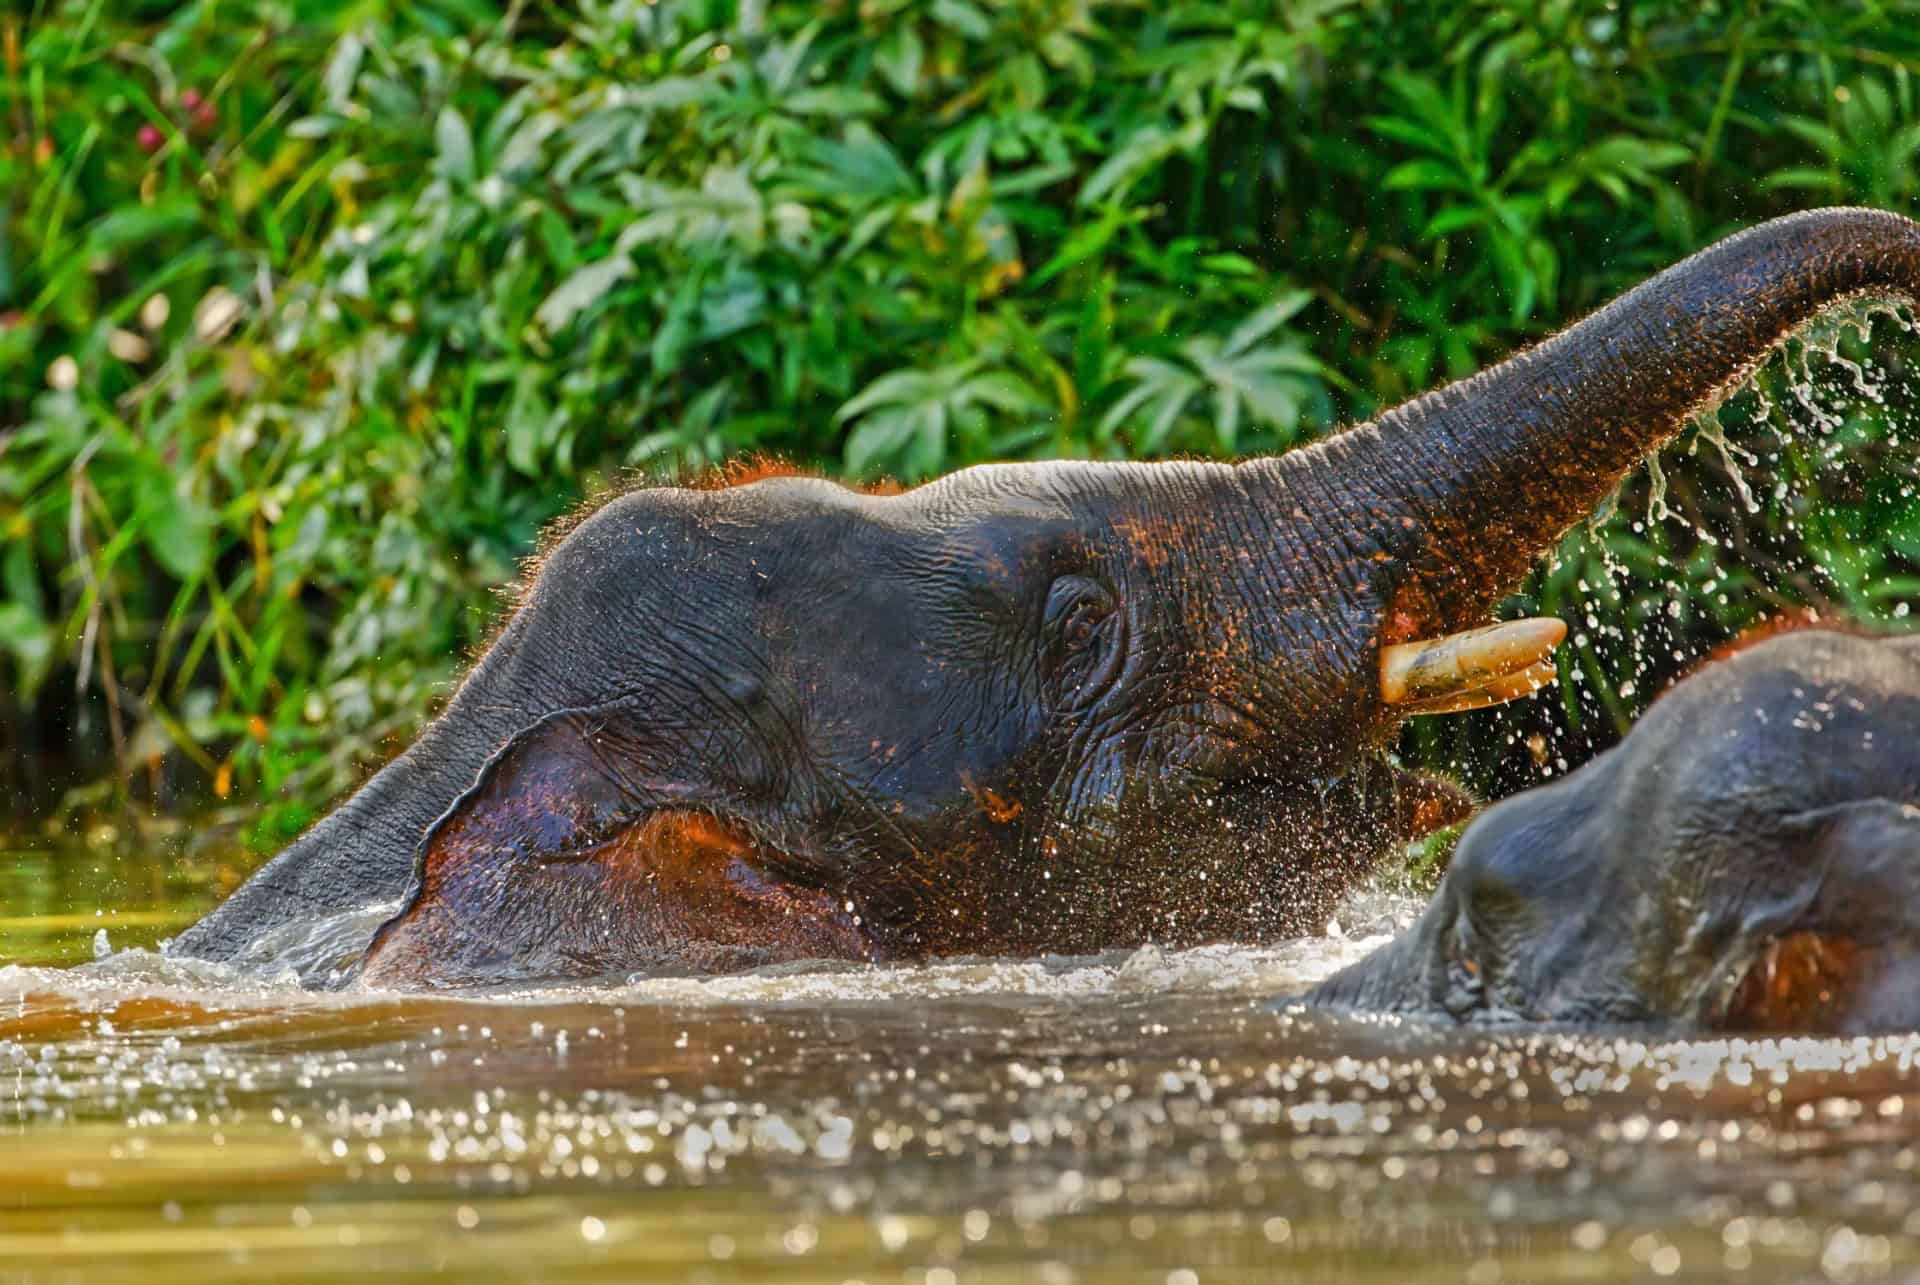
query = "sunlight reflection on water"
xmin=3 ymin=857 xmax=1920 ymax=1284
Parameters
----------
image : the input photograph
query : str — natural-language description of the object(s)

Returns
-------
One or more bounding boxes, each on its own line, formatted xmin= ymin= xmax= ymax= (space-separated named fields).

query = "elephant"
xmin=1307 ymin=628 xmax=1920 ymax=1035
xmin=164 ymin=207 xmax=1920 ymax=989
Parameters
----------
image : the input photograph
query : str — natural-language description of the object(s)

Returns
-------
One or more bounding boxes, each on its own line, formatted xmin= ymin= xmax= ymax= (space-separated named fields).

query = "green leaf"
xmin=435 ymin=106 xmax=476 ymax=183
xmin=875 ymin=26 xmax=925 ymax=97
xmin=535 ymin=255 xmax=634 ymax=333
xmin=1760 ymin=167 xmax=1840 ymax=192
xmin=1887 ymin=506 xmax=1920 ymax=561
xmin=1780 ymin=116 xmax=1847 ymax=161
xmin=85 ymin=198 xmax=200 ymax=254
xmin=0 ymin=603 xmax=53 ymax=700
xmin=931 ymin=0 xmax=993 ymax=40
xmin=1423 ymin=204 xmax=1485 ymax=237
xmin=959 ymin=370 xmax=1045 ymax=415
xmin=785 ymin=88 xmax=885 ymax=117
xmin=322 ymin=32 xmax=364 ymax=107
xmin=651 ymin=270 xmax=703 ymax=373
xmin=1224 ymin=293 xmax=1313 ymax=355
xmin=844 ymin=407 xmax=916 ymax=475
xmin=791 ymin=127 xmax=918 ymax=203
xmin=1198 ymin=253 xmax=1259 ymax=277
xmin=1029 ymin=205 xmax=1146 ymax=286
xmin=505 ymin=367 xmax=556 ymax=476
xmin=1364 ymin=114 xmax=1453 ymax=156
xmin=1383 ymin=158 xmax=1467 ymax=192
xmin=138 ymin=476 xmax=212 ymax=581
xmin=1580 ymin=136 xmax=1692 ymax=173
xmin=1079 ymin=119 xmax=1204 ymax=207
xmin=838 ymin=367 xmax=944 ymax=422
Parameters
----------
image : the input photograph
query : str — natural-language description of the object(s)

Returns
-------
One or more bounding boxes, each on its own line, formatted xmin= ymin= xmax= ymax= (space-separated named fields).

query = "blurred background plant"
xmin=4 ymin=0 xmax=1920 ymax=848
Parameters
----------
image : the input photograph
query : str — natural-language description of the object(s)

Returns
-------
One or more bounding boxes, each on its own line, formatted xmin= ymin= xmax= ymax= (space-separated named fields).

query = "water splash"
xmin=2 ymin=883 xmax=1425 ymax=1011
xmin=1645 ymin=452 xmax=1670 ymax=523
xmin=1528 ymin=298 xmax=1920 ymax=801
xmin=1687 ymin=405 xmax=1761 ymax=515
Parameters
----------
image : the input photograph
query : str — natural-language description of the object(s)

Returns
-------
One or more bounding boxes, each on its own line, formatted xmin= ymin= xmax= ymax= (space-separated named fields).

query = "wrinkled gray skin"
xmin=1310 ymin=630 xmax=1920 ymax=1034
xmin=167 ymin=207 xmax=1920 ymax=988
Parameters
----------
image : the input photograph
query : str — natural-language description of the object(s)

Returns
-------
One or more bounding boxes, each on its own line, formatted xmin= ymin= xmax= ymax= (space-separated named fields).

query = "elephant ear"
xmin=1714 ymin=800 xmax=1920 ymax=1034
xmin=356 ymin=710 xmax=872 ymax=988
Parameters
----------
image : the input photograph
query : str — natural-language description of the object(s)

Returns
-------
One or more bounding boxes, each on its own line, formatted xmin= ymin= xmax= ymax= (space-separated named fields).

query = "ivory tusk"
xmin=1396 ymin=661 xmax=1558 ymax=715
xmin=1381 ymin=617 xmax=1568 ymax=707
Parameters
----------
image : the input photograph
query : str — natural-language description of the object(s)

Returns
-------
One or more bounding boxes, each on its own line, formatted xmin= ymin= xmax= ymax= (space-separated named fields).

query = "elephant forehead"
xmin=536 ymin=463 xmax=1255 ymax=617
xmin=696 ymin=465 xmax=1085 ymax=534
xmin=904 ymin=457 xmax=1250 ymax=542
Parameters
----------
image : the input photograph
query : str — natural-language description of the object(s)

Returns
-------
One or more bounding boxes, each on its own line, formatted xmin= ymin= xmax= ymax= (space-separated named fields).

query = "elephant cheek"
xmin=359 ymin=808 xmax=877 ymax=988
xmin=354 ymin=714 xmax=879 ymax=988
xmin=1708 ymin=798 xmax=1920 ymax=1035
xmin=1712 ymin=934 xmax=1920 ymax=1036
xmin=1714 ymin=931 xmax=1869 ymax=1034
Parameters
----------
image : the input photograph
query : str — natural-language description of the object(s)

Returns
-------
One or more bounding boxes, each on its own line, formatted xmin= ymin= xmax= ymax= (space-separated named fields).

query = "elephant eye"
xmin=1045 ymin=576 xmax=1113 ymax=646
xmin=1063 ymin=599 xmax=1103 ymax=649
xmin=1043 ymin=576 xmax=1123 ymax=706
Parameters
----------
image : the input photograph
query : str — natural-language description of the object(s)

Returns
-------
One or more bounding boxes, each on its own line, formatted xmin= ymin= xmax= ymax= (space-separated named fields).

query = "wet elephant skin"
xmin=1309 ymin=630 xmax=1920 ymax=1034
xmin=165 ymin=208 xmax=1920 ymax=989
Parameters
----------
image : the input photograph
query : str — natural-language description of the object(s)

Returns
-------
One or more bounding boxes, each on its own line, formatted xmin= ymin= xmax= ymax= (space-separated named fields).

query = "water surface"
xmin=4 ymin=841 xmax=1919 ymax=1283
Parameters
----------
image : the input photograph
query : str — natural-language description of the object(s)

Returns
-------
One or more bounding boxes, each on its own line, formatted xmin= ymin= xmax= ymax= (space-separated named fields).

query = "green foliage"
xmin=5 ymin=0 xmax=1920 ymax=832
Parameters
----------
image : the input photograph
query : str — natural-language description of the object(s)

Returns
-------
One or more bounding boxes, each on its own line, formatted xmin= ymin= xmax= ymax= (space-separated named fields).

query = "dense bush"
xmin=5 ymin=0 xmax=1920 ymax=839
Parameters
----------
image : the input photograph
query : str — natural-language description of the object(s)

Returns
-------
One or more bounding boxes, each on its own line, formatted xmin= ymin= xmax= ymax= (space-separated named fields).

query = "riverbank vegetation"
xmin=5 ymin=0 xmax=1920 ymax=843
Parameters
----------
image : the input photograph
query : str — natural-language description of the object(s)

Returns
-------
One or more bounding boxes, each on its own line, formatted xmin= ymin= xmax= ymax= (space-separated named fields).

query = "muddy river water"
xmin=4 ymin=840 xmax=1920 ymax=1283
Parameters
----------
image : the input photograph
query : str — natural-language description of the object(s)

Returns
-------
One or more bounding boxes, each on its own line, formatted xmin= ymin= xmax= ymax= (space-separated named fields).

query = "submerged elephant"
xmin=168 ymin=207 xmax=1920 ymax=989
xmin=1309 ymin=628 xmax=1920 ymax=1035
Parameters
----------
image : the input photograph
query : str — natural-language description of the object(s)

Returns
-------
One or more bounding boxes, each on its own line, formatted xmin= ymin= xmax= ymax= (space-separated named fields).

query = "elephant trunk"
xmin=1261 ymin=208 xmax=1920 ymax=664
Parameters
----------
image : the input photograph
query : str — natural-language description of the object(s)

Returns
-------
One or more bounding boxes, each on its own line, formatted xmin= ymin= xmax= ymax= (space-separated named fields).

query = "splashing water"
xmin=8 ymin=841 xmax=1920 ymax=1283
xmin=1466 ymin=301 xmax=1920 ymax=805
xmin=1689 ymin=406 xmax=1762 ymax=516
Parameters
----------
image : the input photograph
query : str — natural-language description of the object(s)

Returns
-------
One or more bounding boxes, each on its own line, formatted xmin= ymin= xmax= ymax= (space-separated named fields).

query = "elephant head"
xmin=166 ymin=207 xmax=1920 ymax=988
xmin=1307 ymin=629 xmax=1920 ymax=1034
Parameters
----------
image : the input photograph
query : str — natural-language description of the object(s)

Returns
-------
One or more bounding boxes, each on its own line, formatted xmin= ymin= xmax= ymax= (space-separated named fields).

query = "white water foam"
xmin=0 ymin=887 xmax=1423 ymax=1013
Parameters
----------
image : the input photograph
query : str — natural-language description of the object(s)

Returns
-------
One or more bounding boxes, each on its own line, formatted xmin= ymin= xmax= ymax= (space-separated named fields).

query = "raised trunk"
xmin=1261 ymin=207 xmax=1920 ymax=647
